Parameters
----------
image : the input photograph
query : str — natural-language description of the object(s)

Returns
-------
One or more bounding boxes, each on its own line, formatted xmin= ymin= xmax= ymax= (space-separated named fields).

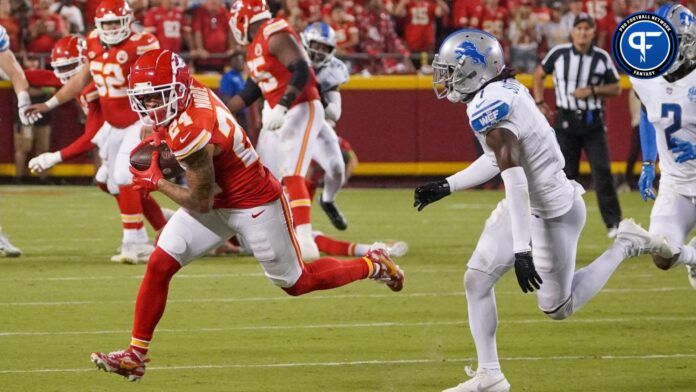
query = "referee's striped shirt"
xmin=541 ymin=43 xmax=619 ymax=111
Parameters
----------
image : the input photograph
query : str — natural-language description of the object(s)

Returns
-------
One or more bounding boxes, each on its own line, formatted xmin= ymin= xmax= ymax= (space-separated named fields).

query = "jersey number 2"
xmin=661 ymin=103 xmax=681 ymax=149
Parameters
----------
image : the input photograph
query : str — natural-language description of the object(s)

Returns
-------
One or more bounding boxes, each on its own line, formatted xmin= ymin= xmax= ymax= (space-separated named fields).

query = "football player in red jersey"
xmin=26 ymin=35 xmax=170 ymax=237
xmin=226 ymin=0 xmax=325 ymax=260
xmin=24 ymin=0 xmax=163 ymax=264
xmin=89 ymin=50 xmax=404 ymax=381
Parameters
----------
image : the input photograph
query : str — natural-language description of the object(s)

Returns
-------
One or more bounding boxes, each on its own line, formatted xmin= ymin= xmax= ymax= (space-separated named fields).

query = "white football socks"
xmin=464 ymin=269 xmax=502 ymax=371
xmin=568 ymin=244 xmax=625 ymax=313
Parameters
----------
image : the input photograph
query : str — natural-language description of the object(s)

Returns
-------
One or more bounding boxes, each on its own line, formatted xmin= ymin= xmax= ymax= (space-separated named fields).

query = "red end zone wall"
xmin=0 ymin=75 xmax=637 ymax=176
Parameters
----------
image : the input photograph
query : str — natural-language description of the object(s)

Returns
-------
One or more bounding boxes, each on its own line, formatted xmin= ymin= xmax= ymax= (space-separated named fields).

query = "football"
xmin=130 ymin=142 xmax=184 ymax=179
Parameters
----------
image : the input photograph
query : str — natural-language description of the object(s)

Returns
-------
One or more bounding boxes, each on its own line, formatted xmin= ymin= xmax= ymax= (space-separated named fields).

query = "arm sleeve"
xmin=323 ymin=90 xmax=342 ymax=122
xmin=238 ymin=78 xmax=264 ymax=107
xmin=500 ymin=166 xmax=532 ymax=253
xmin=59 ymin=131 xmax=96 ymax=161
xmin=639 ymin=108 xmax=658 ymax=162
xmin=446 ymin=154 xmax=500 ymax=191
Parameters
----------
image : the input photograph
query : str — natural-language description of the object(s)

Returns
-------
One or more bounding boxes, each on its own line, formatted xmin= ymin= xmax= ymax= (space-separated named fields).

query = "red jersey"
xmin=583 ymin=0 xmax=610 ymax=21
xmin=27 ymin=15 xmax=65 ymax=53
xmin=144 ymin=6 xmax=187 ymax=52
xmin=403 ymin=0 xmax=439 ymax=52
xmin=331 ymin=21 xmax=359 ymax=53
xmin=24 ymin=69 xmax=104 ymax=161
xmin=470 ymin=5 xmax=508 ymax=41
xmin=246 ymin=18 xmax=320 ymax=108
xmin=86 ymin=30 xmax=160 ymax=128
xmin=164 ymin=80 xmax=282 ymax=209
xmin=298 ymin=0 xmax=323 ymax=23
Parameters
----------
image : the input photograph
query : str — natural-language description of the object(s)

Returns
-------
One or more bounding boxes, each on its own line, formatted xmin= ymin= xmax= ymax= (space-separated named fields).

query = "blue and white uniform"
xmin=0 ymin=25 xmax=10 ymax=52
xmin=316 ymin=57 xmax=349 ymax=95
xmin=463 ymin=77 xmax=587 ymax=315
xmin=632 ymin=73 xmax=696 ymax=254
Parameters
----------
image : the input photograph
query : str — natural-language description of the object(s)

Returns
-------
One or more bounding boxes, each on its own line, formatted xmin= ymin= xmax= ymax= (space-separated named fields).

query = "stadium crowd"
xmin=3 ymin=0 xmax=696 ymax=75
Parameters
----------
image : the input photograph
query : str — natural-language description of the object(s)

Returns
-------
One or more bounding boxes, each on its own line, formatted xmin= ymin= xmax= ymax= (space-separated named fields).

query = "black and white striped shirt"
xmin=541 ymin=43 xmax=619 ymax=111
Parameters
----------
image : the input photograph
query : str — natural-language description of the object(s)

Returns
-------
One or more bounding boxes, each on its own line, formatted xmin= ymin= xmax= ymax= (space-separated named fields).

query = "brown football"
xmin=130 ymin=142 xmax=184 ymax=180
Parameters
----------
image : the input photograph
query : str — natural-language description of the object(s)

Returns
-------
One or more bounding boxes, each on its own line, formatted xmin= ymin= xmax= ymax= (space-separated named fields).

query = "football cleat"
xmin=111 ymin=241 xmax=154 ymax=264
xmin=318 ymin=197 xmax=348 ymax=231
xmin=615 ymin=219 xmax=673 ymax=259
xmin=0 ymin=229 xmax=21 ymax=257
xmin=685 ymin=237 xmax=696 ymax=289
xmin=442 ymin=366 xmax=510 ymax=392
xmin=366 ymin=244 xmax=404 ymax=291
xmin=384 ymin=241 xmax=409 ymax=257
xmin=91 ymin=349 xmax=149 ymax=381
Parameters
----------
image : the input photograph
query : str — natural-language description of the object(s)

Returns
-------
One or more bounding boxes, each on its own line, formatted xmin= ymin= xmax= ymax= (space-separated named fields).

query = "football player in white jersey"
xmin=414 ymin=29 xmax=672 ymax=392
xmin=0 ymin=25 xmax=42 ymax=257
xmin=301 ymin=21 xmax=350 ymax=230
xmin=632 ymin=3 xmax=696 ymax=288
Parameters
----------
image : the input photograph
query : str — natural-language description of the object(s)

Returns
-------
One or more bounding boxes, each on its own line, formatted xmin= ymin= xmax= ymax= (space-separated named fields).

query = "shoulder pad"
xmin=135 ymin=33 xmax=160 ymax=55
xmin=168 ymin=109 xmax=213 ymax=160
xmin=468 ymin=91 xmax=512 ymax=133
xmin=263 ymin=19 xmax=291 ymax=39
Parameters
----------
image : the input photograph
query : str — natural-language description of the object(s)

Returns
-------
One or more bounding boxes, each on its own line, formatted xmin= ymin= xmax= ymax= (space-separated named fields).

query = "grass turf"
xmin=0 ymin=186 xmax=694 ymax=391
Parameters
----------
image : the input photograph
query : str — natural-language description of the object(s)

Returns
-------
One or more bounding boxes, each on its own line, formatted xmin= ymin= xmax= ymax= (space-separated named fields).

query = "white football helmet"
xmin=656 ymin=3 xmax=696 ymax=75
xmin=432 ymin=29 xmax=505 ymax=103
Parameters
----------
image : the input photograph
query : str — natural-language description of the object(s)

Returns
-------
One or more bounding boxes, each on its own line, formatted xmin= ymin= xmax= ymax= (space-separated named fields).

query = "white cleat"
xmin=385 ymin=241 xmax=408 ymax=257
xmin=443 ymin=366 xmax=510 ymax=392
xmin=110 ymin=242 xmax=154 ymax=264
xmin=0 ymin=229 xmax=21 ymax=257
xmin=297 ymin=232 xmax=320 ymax=261
xmin=615 ymin=218 xmax=673 ymax=259
xmin=685 ymin=237 xmax=696 ymax=289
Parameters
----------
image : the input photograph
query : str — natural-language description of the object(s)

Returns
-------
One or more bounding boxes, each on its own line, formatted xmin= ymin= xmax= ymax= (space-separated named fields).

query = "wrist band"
xmin=642 ymin=161 xmax=655 ymax=166
xmin=45 ymin=96 xmax=60 ymax=110
xmin=535 ymin=100 xmax=544 ymax=105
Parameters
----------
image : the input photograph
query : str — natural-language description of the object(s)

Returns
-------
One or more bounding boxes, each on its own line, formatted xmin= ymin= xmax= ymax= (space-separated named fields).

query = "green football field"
xmin=0 ymin=186 xmax=694 ymax=391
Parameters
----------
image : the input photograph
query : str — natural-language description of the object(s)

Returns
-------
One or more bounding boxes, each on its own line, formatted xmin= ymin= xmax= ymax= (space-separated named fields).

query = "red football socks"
xmin=117 ymin=185 xmax=145 ymax=231
xmin=130 ymin=247 xmax=181 ymax=356
xmin=140 ymin=192 xmax=166 ymax=232
xmin=283 ymin=257 xmax=371 ymax=296
xmin=314 ymin=233 xmax=356 ymax=256
xmin=283 ymin=175 xmax=311 ymax=227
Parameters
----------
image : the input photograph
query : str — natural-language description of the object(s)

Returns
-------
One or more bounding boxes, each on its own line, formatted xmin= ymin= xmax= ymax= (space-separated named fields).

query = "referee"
xmin=533 ymin=13 xmax=622 ymax=237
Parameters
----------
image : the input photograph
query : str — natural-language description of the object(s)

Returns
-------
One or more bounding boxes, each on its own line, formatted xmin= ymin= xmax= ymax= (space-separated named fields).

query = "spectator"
xmin=539 ymin=1 xmax=571 ymax=54
xmin=143 ymin=0 xmax=191 ymax=52
xmin=560 ymin=0 xmax=583 ymax=32
xmin=191 ymin=0 xmax=234 ymax=73
xmin=15 ymin=56 xmax=53 ymax=183
xmin=287 ymin=0 xmax=322 ymax=32
xmin=129 ymin=0 xmax=149 ymax=30
xmin=393 ymin=0 xmax=449 ymax=53
xmin=596 ymin=0 xmax=627 ymax=51
xmin=27 ymin=0 xmax=66 ymax=53
xmin=77 ymin=0 xmax=102 ymax=31
xmin=0 ymin=0 xmax=21 ymax=52
xmin=220 ymin=51 xmax=249 ymax=130
xmin=356 ymin=0 xmax=413 ymax=74
xmin=508 ymin=0 xmax=538 ymax=73
xmin=329 ymin=4 xmax=358 ymax=56
xmin=50 ymin=0 xmax=85 ymax=34
xmin=470 ymin=0 xmax=508 ymax=42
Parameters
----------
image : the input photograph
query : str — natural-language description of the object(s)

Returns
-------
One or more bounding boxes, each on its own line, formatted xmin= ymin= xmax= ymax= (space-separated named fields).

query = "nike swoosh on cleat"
xmin=251 ymin=210 xmax=265 ymax=219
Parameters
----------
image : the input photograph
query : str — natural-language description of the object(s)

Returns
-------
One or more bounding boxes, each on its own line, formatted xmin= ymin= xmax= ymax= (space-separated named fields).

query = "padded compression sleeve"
xmin=500 ymin=167 xmax=532 ymax=253
xmin=639 ymin=109 xmax=658 ymax=162
xmin=279 ymin=59 xmax=311 ymax=107
xmin=446 ymin=155 xmax=500 ymax=191
xmin=238 ymin=78 xmax=263 ymax=107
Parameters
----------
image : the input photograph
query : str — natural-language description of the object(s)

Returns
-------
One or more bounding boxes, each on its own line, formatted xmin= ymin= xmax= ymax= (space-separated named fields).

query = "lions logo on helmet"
xmin=432 ymin=29 xmax=505 ymax=103
xmin=301 ymin=22 xmax=337 ymax=68
xmin=656 ymin=3 xmax=696 ymax=75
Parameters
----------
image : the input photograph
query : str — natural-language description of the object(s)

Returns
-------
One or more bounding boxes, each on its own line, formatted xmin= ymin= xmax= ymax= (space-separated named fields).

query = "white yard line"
xmin=2 ymin=353 xmax=695 ymax=375
xmin=2 ymin=316 xmax=695 ymax=338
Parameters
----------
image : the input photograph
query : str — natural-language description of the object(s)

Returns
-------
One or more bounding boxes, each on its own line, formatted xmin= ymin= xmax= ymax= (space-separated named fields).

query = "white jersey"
xmin=467 ymin=78 xmax=583 ymax=219
xmin=631 ymin=73 xmax=696 ymax=196
xmin=0 ymin=25 xmax=9 ymax=52
xmin=315 ymin=57 xmax=349 ymax=94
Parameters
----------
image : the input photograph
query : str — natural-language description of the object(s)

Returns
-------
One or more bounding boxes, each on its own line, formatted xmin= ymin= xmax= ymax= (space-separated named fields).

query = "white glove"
xmin=265 ymin=104 xmax=288 ymax=131
xmin=17 ymin=91 xmax=42 ymax=125
xmin=28 ymin=151 xmax=62 ymax=174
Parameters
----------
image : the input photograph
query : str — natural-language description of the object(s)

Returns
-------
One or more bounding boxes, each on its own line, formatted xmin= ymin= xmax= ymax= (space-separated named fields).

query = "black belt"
xmin=557 ymin=108 xmax=603 ymax=125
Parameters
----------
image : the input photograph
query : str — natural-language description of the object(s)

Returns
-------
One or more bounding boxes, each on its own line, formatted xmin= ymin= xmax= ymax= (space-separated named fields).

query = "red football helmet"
xmin=127 ymin=49 xmax=192 ymax=126
xmin=94 ymin=0 xmax=133 ymax=45
xmin=51 ymin=35 xmax=87 ymax=84
xmin=228 ymin=0 xmax=272 ymax=45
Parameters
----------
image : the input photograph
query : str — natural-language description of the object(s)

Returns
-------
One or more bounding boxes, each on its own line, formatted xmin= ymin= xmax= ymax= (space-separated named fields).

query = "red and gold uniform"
xmin=86 ymin=30 xmax=159 ymax=128
xmin=143 ymin=6 xmax=188 ymax=52
xmin=470 ymin=3 xmax=508 ymax=41
xmin=164 ymin=79 xmax=282 ymax=209
xmin=403 ymin=0 xmax=440 ymax=52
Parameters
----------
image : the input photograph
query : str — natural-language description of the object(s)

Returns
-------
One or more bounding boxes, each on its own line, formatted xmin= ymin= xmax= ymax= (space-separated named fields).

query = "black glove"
xmin=413 ymin=179 xmax=451 ymax=211
xmin=514 ymin=251 xmax=543 ymax=293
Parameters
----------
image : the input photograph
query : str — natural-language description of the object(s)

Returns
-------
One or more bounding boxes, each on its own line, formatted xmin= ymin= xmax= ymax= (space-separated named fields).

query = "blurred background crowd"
xmin=2 ymin=0 xmax=693 ymax=75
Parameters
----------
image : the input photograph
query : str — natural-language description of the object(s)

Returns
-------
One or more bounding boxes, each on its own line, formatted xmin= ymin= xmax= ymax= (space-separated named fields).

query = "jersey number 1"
xmin=661 ymin=103 xmax=681 ymax=149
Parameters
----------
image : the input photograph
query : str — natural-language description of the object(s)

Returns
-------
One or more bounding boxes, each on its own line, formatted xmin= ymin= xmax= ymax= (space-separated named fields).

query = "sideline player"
xmin=25 ymin=35 xmax=170 ymax=239
xmin=89 ymin=50 xmax=404 ymax=380
xmin=0 ymin=24 xmax=39 ymax=257
xmin=24 ymin=0 xmax=163 ymax=263
xmin=226 ymin=0 xmax=324 ymax=259
xmin=633 ymin=3 xmax=696 ymax=288
xmin=413 ymin=29 xmax=671 ymax=392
